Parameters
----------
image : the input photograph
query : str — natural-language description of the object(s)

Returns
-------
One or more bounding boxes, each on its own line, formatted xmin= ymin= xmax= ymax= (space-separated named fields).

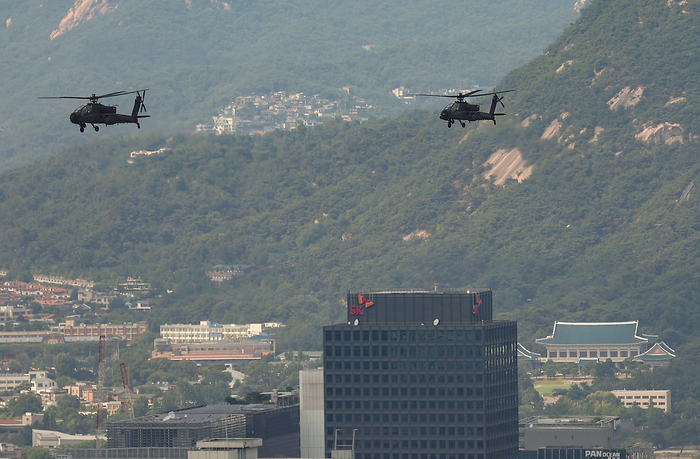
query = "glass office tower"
xmin=323 ymin=290 xmax=518 ymax=459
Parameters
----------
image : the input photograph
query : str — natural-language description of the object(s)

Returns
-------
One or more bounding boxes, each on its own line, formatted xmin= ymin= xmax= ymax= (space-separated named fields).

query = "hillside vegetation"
xmin=0 ymin=0 xmax=580 ymax=170
xmin=1 ymin=0 xmax=700 ymax=356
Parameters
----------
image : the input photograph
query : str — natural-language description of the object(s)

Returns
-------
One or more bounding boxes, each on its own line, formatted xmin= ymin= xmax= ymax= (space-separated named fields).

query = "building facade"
xmin=151 ymin=338 xmax=276 ymax=364
xmin=0 ymin=371 xmax=47 ymax=391
xmin=159 ymin=321 xmax=282 ymax=343
xmin=633 ymin=342 xmax=675 ymax=370
xmin=610 ymin=390 xmax=671 ymax=412
xmin=50 ymin=321 xmax=148 ymax=343
xmin=300 ymin=368 xmax=325 ymax=459
xmin=106 ymin=404 xmax=299 ymax=458
xmin=519 ymin=416 xmax=622 ymax=450
xmin=323 ymin=289 xmax=519 ymax=459
xmin=535 ymin=322 xmax=657 ymax=366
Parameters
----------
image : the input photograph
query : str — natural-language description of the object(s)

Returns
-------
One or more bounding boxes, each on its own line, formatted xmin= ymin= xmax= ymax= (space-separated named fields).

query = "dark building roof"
xmin=536 ymin=321 xmax=656 ymax=345
xmin=115 ymin=403 xmax=285 ymax=425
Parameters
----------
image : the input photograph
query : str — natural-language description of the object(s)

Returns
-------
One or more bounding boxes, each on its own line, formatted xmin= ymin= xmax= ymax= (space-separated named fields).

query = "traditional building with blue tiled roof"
xmin=536 ymin=321 xmax=660 ymax=367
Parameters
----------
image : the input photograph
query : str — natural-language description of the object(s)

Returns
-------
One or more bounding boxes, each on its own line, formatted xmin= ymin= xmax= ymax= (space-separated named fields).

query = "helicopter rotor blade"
xmin=410 ymin=93 xmax=460 ymax=98
xmin=39 ymin=96 xmax=94 ymax=100
xmin=40 ymin=89 xmax=150 ymax=102
xmin=470 ymin=89 xmax=516 ymax=98
xmin=95 ymin=90 xmax=129 ymax=99
xmin=410 ymin=89 xmax=484 ymax=99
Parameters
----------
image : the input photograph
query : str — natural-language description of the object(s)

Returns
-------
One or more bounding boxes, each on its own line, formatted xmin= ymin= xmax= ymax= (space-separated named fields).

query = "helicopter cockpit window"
xmin=73 ymin=105 xmax=86 ymax=114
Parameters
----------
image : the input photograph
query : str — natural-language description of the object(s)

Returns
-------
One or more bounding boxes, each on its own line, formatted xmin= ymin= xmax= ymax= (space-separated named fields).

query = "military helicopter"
xmin=412 ymin=89 xmax=515 ymax=127
xmin=39 ymin=89 xmax=149 ymax=132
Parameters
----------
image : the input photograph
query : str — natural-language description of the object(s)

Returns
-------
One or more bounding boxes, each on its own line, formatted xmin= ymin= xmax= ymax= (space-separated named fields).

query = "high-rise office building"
xmin=323 ymin=290 xmax=518 ymax=459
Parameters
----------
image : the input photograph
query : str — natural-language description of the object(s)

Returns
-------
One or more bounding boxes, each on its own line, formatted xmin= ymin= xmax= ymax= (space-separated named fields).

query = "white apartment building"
xmin=611 ymin=389 xmax=671 ymax=412
xmin=160 ymin=321 xmax=281 ymax=343
xmin=0 ymin=371 xmax=47 ymax=391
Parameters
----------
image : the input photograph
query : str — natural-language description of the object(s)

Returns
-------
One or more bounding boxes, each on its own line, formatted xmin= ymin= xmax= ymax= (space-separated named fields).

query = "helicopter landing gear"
xmin=137 ymin=123 xmax=141 ymax=129
xmin=92 ymin=124 xmax=99 ymax=132
xmin=79 ymin=124 xmax=85 ymax=133
xmin=447 ymin=121 xmax=453 ymax=128
xmin=460 ymin=121 xmax=466 ymax=128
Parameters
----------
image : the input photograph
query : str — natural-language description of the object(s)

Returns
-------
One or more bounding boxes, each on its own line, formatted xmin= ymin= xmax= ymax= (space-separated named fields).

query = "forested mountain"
xmin=0 ymin=0 xmax=581 ymax=170
xmin=1 ymin=0 xmax=699 ymax=354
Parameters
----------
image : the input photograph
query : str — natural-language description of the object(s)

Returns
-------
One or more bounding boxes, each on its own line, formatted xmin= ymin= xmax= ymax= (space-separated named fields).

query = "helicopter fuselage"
xmin=41 ymin=89 xmax=149 ymax=133
xmin=439 ymin=101 xmax=481 ymax=121
xmin=412 ymin=89 xmax=513 ymax=128
xmin=69 ymin=103 xmax=142 ymax=127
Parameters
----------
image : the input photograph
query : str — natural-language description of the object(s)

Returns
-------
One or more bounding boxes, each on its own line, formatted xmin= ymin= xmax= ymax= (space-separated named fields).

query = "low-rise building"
xmin=31 ymin=377 xmax=57 ymax=394
xmin=0 ymin=306 xmax=25 ymax=323
xmin=77 ymin=290 xmax=116 ymax=306
xmin=205 ymin=265 xmax=253 ymax=282
xmin=611 ymin=390 xmax=671 ymax=412
xmin=118 ymin=277 xmax=151 ymax=292
xmin=519 ymin=416 xmax=622 ymax=450
xmin=536 ymin=322 xmax=658 ymax=366
xmin=160 ymin=321 xmax=279 ymax=343
xmin=633 ymin=342 xmax=675 ymax=370
xmin=65 ymin=384 xmax=96 ymax=402
xmin=0 ymin=371 xmax=47 ymax=391
xmin=152 ymin=338 xmax=275 ymax=364
xmin=51 ymin=322 xmax=148 ymax=343
xmin=32 ymin=429 xmax=105 ymax=448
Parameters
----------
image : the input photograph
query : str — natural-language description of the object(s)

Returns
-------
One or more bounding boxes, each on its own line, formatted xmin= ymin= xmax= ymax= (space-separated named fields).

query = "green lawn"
xmin=532 ymin=378 xmax=572 ymax=397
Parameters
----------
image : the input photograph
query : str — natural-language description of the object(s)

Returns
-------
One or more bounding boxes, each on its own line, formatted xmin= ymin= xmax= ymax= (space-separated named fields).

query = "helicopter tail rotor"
xmin=131 ymin=89 xmax=149 ymax=118
xmin=489 ymin=93 xmax=507 ymax=116
xmin=139 ymin=90 xmax=148 ymax=113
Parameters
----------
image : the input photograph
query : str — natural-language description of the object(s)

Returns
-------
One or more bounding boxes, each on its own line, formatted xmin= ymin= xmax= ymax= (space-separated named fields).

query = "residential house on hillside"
xmin=205 ymin=265 xmax=253 ymax=282
xmin=78 ymin=290 xmax=116 ymax=306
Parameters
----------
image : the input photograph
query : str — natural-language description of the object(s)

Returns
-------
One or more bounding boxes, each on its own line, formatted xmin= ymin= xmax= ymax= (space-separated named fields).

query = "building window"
xmin=549 ymin=351 xmax=556 ymax=358
xmin=579 ymin=351 xmax=587 ymax=358
xmin=590 ymin=351 xmax=597 ymax=357
xmin=600 ymin=351 xmax=608 ymax=357
xmin=620 ymin=351 xmax=628 ymax=357
xmin=610 ymin=351 xmax=618 ymax=357
xmin=559 ymin=351 xmax=567 ymax=358
xmin=569 ymin=351 xmax=577 ymax=357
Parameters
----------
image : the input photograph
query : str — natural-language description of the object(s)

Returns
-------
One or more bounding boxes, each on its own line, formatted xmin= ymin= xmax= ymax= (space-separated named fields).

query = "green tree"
xmin=133 ymin=396 xmax=150 ymax=417
xmin=665 ymin=418 xmax=697 ymax=454
xmin=22 ymin=447 xmax=51 ymax=459
xmin=7 ymin=393 xmax=42 ymax=417
xmin=54 ymin=353 xmax=77 ymax=378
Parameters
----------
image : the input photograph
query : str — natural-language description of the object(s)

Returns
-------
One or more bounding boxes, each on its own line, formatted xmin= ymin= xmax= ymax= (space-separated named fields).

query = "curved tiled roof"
xmin=635 ymin=341 xmax=676 ymax=361
xmin=536 ymin=321 xmax=656 ymax=345
xmin=517 ymin=342 xmax=541 ymax=360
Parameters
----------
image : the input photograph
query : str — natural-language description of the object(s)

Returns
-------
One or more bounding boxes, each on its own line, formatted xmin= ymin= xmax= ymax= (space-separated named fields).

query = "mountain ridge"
xmin=1 ymin=0 xmax=580 ymax=170
xmin=1 ymin=0 xmax=700 ymax=353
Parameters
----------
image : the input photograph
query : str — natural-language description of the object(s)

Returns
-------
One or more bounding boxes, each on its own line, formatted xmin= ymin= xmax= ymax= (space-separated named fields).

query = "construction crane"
xmin=96 ymin=335 xmax=106 ymax=431
xmin=120 ymin=362 xmax=134 ymax=419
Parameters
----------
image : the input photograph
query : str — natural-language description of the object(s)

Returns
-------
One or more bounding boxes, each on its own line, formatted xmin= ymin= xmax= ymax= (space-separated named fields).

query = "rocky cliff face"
xmin=51 ymin=0 xmax=117 ymax=40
